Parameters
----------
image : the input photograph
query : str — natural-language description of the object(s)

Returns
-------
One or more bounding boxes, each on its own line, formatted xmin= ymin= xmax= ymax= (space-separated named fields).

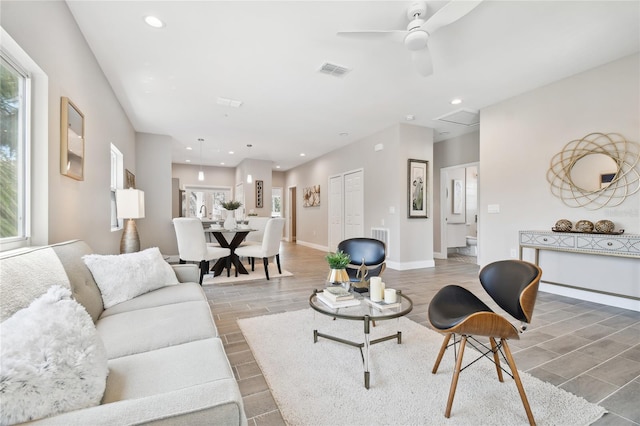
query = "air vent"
xmin=434 ymin=108 xmax=479 ymax=126
xmin=319 ymin=62 xmax=351 ymax=77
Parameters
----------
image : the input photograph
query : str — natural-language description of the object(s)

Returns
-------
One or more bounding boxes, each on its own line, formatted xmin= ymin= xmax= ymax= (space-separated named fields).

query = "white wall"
xmin=1 ymin=1 xmax=136 ymax=254
xmin=480 ymin=53 xmax=639 ymax=307
xmin=284 ymin=123 xmax=434 ymax=269
xmin=136 ymin=133 xmax=174 ymax=254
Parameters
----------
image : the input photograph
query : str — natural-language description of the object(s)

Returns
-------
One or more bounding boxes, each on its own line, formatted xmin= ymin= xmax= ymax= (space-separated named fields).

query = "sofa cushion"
xmin=0 ymin=286 xmax=108 ymax=425
xmin=99 ymin=282 xmax=207 ymax=318
xmin=51 ymin=240 xmax=104 ymax=323
xmin=103 ymin=338 xmax=233 ymax=402
xmin=97 ymin=300 xmax=217 ymax=359
xmin=83 ymin=247 xmax=178 ymax=309
xmin=0 ymin=246 xmax=70 ymax=322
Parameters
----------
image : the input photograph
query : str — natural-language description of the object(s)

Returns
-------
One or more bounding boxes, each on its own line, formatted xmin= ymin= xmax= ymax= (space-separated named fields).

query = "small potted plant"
xmin=325 ymin=250 xmax=351 ymax=286
xmin=221 ymin=200 xmax=242 ymax=230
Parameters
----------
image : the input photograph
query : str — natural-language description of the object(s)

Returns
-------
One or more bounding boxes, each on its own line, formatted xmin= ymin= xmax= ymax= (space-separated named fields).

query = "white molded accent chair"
xmin=173 ymin=218 xmax=231 ymax=284
xmin=235 ymin=218 xmax=285 ymax=280
xmin=243 ymin=216 xmax=271 ymax=245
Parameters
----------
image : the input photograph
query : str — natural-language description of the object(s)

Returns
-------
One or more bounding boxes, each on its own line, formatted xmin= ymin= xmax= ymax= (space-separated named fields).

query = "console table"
xmin=519 ymin=230 xmax=640 ymax=262
xmin=519 ymin=230 xmax=640 ymax=302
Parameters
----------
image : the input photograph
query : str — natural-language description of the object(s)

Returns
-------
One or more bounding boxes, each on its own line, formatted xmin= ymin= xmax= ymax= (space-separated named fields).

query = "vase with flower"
xmin=221 ymin=200 xmax=242 ymax=230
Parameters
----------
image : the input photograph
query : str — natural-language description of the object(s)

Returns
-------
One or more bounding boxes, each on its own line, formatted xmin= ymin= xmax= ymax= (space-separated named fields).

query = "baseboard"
xmin=540 ymin=282 xmax=640 ymax=312
xmin=386 ymin=259 xmax=435 ymax=271
xmin=295 ymin=240 xmax=328 ymax=252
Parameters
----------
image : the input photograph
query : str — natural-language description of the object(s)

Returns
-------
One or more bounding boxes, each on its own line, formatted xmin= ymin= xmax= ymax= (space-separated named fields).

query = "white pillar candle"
xmin=384 ymin=288 xmax=397 ymax=304
xmin=370 ymin=277 xmax=383 ymax=302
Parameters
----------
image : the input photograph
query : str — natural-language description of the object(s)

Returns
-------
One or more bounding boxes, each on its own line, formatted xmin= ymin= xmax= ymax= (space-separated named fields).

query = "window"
xmin=184 ymin=185 xmax=232 ymax=219
xmin=272 ymin=187 xmax=282 ymax=217
xmin=110 ymin=144 xmax=123 ymax=230
xmin=0 ymin=53 xmax=29 ymax=243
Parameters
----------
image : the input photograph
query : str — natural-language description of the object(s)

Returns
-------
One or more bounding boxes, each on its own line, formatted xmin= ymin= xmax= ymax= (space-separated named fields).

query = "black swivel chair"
xmin=427 ymin=259 xmax=542 ymax=425
xmin=337 ymin=238 xmax=386 ymax=292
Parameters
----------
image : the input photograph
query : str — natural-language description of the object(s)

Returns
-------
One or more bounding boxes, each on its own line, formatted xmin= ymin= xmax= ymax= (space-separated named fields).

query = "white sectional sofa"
xmin=0 ymin=240 xmax=247 ymax=425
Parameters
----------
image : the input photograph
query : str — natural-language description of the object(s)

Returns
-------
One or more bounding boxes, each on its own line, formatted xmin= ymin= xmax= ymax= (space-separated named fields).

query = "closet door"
xmin=344 ymin=170 xmax=363 ymax=240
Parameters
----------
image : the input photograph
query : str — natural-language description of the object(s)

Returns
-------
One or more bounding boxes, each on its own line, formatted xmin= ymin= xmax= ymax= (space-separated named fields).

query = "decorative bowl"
xmin=554 ymin=219 xmax=573 ymax=232
xmin=594 ymin=219 xmax=615 ymax=233
xmin=575 ymin=220 xmax=594 ymax=233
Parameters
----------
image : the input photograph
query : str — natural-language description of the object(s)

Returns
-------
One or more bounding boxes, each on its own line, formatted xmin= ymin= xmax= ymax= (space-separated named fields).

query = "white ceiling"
xmin=66 ymin=1 xmax=640 ymax=171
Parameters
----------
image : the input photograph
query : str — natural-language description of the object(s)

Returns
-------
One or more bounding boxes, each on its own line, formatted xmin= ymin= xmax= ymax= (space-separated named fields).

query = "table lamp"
xmin=116 ymin=188 xmax=145 ymax=254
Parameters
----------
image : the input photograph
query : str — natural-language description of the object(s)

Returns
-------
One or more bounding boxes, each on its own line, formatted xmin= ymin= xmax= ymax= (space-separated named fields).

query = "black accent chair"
xmin=337 ymin=238 xmax=386 ymax=291
xmin=427 ymin=260 xmax=542 ymax=425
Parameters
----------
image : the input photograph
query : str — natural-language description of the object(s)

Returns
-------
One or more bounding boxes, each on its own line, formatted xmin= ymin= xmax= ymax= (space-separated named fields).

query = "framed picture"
xmin=125 ymin=169 xmax=136 ymax=189
xmin=303 ymin=185 xmax=320 ymax=207
xmin=60 ymin=97 xmax=85 ymax=180
xmin=452 ymin=179 xmax=463 ymax=214
xmin=407 ymin=159 xmax=428 ymax=218
xmin=255 ymin=180 xmax=264 ymax=208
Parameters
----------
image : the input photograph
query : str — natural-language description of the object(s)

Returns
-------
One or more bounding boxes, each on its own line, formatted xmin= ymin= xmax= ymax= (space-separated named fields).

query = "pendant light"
xmin=246 ymin=144 xmax=253 ymax=184
xmin=198 ymin=138 xmax=204 ymax=181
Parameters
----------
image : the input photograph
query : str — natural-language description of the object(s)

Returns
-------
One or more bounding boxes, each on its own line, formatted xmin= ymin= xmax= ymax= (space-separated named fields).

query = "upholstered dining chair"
xmin=235 ymin=218 xmax=285 ymax=280
xmin=337 ymin=238 xmax=386 ymax=291
xmin=427 ymin=259 xmax=542 ymax=425
xmin=173 ymin=218 xmax=231 ymax=284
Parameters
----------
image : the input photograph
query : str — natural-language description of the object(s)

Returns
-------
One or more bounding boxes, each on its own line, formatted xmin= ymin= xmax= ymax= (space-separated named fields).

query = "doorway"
xmin=440 ymin=163 xmax=479 ymax=261
xmin=288 ymin=186 xmax=297 ymax=243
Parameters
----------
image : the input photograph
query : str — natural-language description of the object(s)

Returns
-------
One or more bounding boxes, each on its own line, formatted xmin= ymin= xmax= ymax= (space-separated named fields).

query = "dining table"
xmin=204 ymin=227 xmax=256 ymax=276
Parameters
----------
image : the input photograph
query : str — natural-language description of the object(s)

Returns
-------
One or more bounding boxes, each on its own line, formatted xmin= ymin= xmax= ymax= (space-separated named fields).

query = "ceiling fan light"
xmin=404 ymin=30 xmax=428 ymax=51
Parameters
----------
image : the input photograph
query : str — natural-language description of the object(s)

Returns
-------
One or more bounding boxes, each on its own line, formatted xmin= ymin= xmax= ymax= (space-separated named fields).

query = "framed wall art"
xmin=303 ymin=185 xmax=320 ymax=207
xmin=60 ymin=97 xmax=85 ymax=180
xmin=255 ymin=180 xmax=264 ymax=208
xmin=408 ymin=159 xmax=428 ymax=218
xmin=125 ymin=169 xmax=136 ymax=189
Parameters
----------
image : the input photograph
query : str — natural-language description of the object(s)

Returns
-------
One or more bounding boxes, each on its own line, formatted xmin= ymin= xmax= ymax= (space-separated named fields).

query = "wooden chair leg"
xmin=490 ymin=337 xmax=504 ymax=382
xmin=276 ymin=253 xmax=282 ymax=274
xmin=502 ymin=339 xmax=536 ymax=426
xmin=432 ymin=333 xmax=452 ymax=374
xmin=263 ymin=257 xmax=270 ymax=280
xmin=445 ymin=335 xmax=467 ymax=418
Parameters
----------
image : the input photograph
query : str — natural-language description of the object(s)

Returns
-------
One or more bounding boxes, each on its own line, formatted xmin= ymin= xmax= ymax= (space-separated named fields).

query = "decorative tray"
xmin=551 ymin=228 xmax=625 ymax=235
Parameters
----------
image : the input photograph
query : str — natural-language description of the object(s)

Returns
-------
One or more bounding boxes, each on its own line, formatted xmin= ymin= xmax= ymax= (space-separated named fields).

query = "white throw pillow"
xmin=0 ymin=286 xmax=108 ymax=425
xmin=83 ymin=247 xmax=178 ymax=309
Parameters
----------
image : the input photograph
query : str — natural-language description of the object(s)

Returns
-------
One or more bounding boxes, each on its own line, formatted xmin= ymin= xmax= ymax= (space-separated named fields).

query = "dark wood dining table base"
xmin=210 ymin=230 xmax=251 ymax=276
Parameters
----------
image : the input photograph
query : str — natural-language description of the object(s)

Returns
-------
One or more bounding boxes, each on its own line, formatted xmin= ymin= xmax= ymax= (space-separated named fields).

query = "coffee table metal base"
xmin=313 ymin=315 xmax=402 ymax=389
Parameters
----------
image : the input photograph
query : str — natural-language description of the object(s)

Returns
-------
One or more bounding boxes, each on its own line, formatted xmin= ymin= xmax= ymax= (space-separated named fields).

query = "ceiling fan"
xmin=338 ymin=0 xmax=482 ymax=76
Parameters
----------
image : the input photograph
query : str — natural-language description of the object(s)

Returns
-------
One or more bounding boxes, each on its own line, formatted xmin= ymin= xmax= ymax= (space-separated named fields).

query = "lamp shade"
xmin=116 ymin=189 xmax=145 ymax=219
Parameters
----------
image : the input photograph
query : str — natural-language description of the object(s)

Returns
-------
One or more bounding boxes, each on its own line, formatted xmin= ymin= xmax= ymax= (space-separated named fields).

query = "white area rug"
xmin=202 ymin=264 xmax=292 ymax=285
xmin=238 ymin=309 xmax=606 ymax=426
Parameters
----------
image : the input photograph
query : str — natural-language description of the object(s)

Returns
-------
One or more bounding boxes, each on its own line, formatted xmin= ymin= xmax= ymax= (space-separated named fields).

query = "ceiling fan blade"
xmin=412 ymin=49 xmax=433 ymax=76
xmin=422 ymin=0 xmax=482 ymax=35
xmin=337 ymin=30 xmax=407 ymax=41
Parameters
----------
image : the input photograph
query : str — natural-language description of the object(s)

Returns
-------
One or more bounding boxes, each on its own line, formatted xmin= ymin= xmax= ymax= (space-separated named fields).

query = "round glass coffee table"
xmin=309 ymin=288 xmax=413 ymax=389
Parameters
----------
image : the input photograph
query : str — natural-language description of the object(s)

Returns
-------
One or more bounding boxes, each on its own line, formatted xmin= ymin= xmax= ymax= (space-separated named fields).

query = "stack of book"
xmin=363 ymin=297 xmax=401 ymax=310
xmin=317 ymin=287 xmax=360 ymax=308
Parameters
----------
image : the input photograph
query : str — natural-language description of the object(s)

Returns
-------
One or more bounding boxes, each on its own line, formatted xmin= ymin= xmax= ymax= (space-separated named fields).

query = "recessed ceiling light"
xmin=276 ymin=165 xmax=281 ymax=169
xmin=405 ymin=115 xmax=415 ymax=121
xmin=339 ymin=132 xmax=349 ymax=137
xmin=144 ymin=16 xmax=165 ymax=28
xmin=300 ymin=153 xmax=306 ymax=157
xmin=186 ymin=146 xmax=192 ymax=150
xmin=228 ymin=151 xmax=234 ymax=155
xmin=220 ymin=162 xmax=225 ymax=165
xmin=185 ymin=159 xmax=191 ymax=163
xmin=450 ymin=98 xmax=462 ymax=105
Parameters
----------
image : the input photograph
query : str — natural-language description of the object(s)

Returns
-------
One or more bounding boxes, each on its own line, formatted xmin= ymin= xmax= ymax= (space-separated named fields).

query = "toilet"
xmin=463 ymin=236 xmax=477 ymax=256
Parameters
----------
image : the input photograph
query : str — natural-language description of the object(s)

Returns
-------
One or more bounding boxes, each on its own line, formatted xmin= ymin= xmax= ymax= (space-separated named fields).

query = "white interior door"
xmin=328 ymin=175 xmax=343 ymax=251
xmin=344 ymin=170 xmax=364 ymax=239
